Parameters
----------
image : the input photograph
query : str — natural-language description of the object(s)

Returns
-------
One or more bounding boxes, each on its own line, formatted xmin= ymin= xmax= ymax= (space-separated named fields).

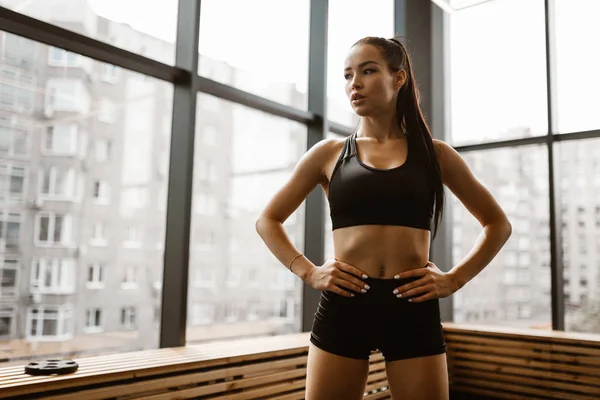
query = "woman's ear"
xmin=395 ymin=70 xmax=407 ymax=89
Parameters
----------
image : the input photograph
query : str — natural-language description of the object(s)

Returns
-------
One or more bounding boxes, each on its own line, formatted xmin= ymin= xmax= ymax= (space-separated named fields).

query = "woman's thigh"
xmin=385 ymin=353 xmax=449 ymax=400
xmin=305 ymin=342 xmax=370 ymax=400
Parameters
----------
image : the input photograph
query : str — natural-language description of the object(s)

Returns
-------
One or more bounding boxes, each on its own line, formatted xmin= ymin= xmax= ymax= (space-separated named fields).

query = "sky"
xmin=59 ymin=0 xmax=600 ymax=144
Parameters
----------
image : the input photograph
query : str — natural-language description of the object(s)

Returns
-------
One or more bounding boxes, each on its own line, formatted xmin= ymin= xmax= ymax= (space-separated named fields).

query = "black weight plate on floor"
xmin=24 ymin=359 xmax=79 ymax=375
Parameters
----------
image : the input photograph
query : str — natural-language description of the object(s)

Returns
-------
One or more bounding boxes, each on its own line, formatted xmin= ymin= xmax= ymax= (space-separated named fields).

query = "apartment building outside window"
xmin=30 ymin=259 xmax=75 ymax=294
xmin=0 ymin=212 xmax=21 ymax=249
xmin=120 ymin=307 xmax=136 ymax=330
xmin=0 ymin=258 xmax=18 ymax=301
xmin=26 ymin=305 xmax=73 ymax=340
xmin=40 ymin=167 xmax=75 ymax=200
xmin=0 ymin=116 xmax=28 ymax=157
xmin=35 ymin=213 xmax=71 ymax=247
xmin=84 ymin=308 xmax=103 ymax=333
xmin=87 ymin=264 xmax=105 ymax=289
xmin=43 ymin=124 xmax=78 ymax=155
xmin=0 ymin=164 xmax=25 ymax=202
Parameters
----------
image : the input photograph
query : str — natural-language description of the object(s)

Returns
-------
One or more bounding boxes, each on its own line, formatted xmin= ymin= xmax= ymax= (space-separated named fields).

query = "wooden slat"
xmin=452 ymin=366 xmax=600 ymax=396
xmin=43 ymin=356 xmax=308 ymax=400
xmin=451 ymin=359 xmax=600 ymax=387
xmin=451 ymin=384 xmax=551 ymax=400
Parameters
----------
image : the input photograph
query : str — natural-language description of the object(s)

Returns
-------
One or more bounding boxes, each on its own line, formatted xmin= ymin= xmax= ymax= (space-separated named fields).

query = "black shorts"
xmin=309 ymin=275 xmax=446 ymax=361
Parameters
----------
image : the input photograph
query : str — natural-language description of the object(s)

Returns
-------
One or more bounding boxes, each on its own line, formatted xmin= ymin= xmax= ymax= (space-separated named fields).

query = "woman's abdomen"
xmin=332 ymin=225 xmax=430 ymax=278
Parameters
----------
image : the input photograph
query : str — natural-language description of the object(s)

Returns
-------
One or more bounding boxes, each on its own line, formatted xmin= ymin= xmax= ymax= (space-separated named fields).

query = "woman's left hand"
xmin=392 ymin=262 xmax=460 ymax=303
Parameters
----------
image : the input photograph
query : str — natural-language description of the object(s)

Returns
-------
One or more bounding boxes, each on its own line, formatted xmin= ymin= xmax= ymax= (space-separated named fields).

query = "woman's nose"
xmin=351 ymin=77 xmax=363 ymax=89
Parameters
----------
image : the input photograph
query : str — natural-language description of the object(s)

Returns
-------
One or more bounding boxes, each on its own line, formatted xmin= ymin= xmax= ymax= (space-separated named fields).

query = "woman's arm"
xmin=434 ymin=139 xmax=512 ymax=290
xmin=255 ymin=139 xmax=337 ymax=281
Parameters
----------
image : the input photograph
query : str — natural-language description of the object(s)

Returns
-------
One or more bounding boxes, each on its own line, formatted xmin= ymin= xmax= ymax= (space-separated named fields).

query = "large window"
xmin=554 ymin=0 xmax=600 ymax=133
xmin=0 ymin=31 xmax=173 ymax=362
xmin=451 ymin=146 xmax=551 ymax=329
xmin=559 ymin=139 xmax=600 ymax=333
xmin=449 ymin=0 xmax=548 ymax=145
xmin=327 ymin=0 xmax=394 ymax=127
xmin=187 ymin=94 xmax=306 ymax=344
xmin=198 ymin=0 xmax=309 ymax=109
xmin=1 ymin=0 xmax=179 ymax=65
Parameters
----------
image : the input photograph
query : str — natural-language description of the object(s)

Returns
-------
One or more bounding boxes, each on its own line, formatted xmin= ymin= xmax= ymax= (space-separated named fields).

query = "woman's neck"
xmin=358 ymin=114 xmax=403 ymax=142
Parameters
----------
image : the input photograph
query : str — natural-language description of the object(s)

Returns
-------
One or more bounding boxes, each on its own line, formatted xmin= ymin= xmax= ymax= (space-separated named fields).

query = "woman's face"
xmin=343 ymin=43 xmax=404 ymax=116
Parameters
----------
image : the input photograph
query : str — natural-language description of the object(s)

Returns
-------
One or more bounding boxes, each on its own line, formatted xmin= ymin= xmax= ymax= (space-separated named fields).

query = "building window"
xmin=87 ymin=264 xmax=105 ymax=289
xmin=30 ymin=259 xmax=75 ymax=294
xmin=0 ymin=306 xmax=14 ymax=338
xmin=226 ymin=266 xmax=242 ymax=288
xmin=0 ymin=164 xmax=25 ymax=202
xmin=84 ymin=308 xmax=103 ymax=333
xmin=93 ymin=180 xmax=110 ymax=204
xmin=100 ymin=63 xmax=120 ymax=84
xmin=36 ymin=213 xmax=71 ymax=246
xmin=120 ymin=307 xmax=136 ymax=330
xmin=124 ymin=226 xmax=143 ymax=248
xmin=97 ymin=98 xmax=117 ymax=123
xmin=27 ymin=305 xmax=73 ymax=340
xmin=0 ymin=68 xmax=35 ymax=113
xmin=0 ymin=116 xmax=28 ymax=157
xmin=189 ymin=304 xmax=215 ymax=326
xmin=2 ymin=33 xmax=36 ymax=69
xmin=196 ymin=229 xmax=215 ymax=251
xmin=40 ymin=167 xmax=75 ymax=199
xmin=45 ymin=78 xmax=91 ymax=115
xmin=194 ymin=267 xmax=216 ymax=289
xmin=90 ymin=222 xmax=108 ymax=247
xmin=0 ymin=258 xmax=18 ymax=301
xmin=121 ymin=265 xmax=138 ymax=289
xmin=223 ymin=304 xmax=239 ymax=323
xmin=95 ymin=139 xmax=111 ymax=162
xmin=44 ymin=124 xmax=78 ymax=155
xmin=0 ymin=212 xmax=21 ymax=249
xmin=48 ymin=47 xmax=81 ymax=67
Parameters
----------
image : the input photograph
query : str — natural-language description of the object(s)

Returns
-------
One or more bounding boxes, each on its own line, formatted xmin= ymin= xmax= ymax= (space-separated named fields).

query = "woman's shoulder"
xmin=305 ymin=136 xmax=347 ymax=160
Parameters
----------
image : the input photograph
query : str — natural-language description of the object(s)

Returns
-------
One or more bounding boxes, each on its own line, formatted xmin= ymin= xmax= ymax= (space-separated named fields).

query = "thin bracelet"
xmin=287 ymin=253 xmax=303 ymax=273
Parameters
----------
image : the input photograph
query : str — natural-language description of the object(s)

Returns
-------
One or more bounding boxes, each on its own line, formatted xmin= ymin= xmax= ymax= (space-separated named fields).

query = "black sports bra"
xmin=327 ymin=133 xmax=434 ymax=231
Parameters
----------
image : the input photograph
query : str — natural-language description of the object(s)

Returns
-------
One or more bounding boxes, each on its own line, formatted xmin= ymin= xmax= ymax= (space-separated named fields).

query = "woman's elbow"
xmin=501 ymin=217 xmax=512 ymax=242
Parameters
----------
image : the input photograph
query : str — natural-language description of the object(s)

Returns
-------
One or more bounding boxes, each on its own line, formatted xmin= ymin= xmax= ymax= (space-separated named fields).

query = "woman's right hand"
xmin=306 ymin=259 xmax=371 ymax=297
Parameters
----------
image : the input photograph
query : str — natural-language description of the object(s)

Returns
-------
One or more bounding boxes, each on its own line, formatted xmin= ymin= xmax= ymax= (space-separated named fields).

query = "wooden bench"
xmin=1 ymin=324 xmax=599 ymax=399
xmin=444 ymin=323 xmax=600 ymax=400
xmin=0 ymin=332 xmax=391 ymax=400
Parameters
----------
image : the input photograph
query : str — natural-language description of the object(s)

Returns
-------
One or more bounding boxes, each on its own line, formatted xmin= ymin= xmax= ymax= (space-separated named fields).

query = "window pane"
xmin=452 ymin=145 xmax=551 ymax=329
xmin=554 ymin=0 xmax=600 ymax=133
xmin=198 ymin=0 xmax=309 ymax=109
xmin=1 ymin=0 xmax=178 ymax=65
xmin=327 ymin=0 xmax=393 ymax=127
xmin=559 ymin=139 xmax=600 ymax=333
xmin=187 ymin=94 xmax=306 ymax=344
xmin=0 ymin=35 xmax=171 ymax=364
xmin=449 ymin=0 xmax=548 ymax=145
xmin=0 ymin=316 xmax=11 ymax=336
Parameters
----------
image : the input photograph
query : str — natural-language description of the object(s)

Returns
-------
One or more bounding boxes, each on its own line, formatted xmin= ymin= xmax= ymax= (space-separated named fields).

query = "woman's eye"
xmin=364 ymin=69 xmax=375 ymax=75
xmin=344 ymin=74 xmax=352 ymax=80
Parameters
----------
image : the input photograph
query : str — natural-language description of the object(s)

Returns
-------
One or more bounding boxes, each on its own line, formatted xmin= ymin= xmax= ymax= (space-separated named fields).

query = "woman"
xmin=255 ymin=36 xmax=512 ymax=400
